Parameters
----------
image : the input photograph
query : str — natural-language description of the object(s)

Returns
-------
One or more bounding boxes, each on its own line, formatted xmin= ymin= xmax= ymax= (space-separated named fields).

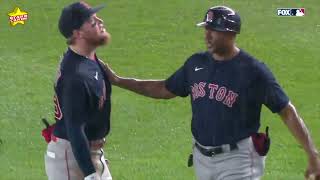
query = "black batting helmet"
xmin=197 ymin=6 xmax=241 ymax=34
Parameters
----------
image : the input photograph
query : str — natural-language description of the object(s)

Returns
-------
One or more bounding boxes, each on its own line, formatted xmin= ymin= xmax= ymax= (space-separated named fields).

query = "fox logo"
xmin=277 ymin=8 xmax=305 ymax=16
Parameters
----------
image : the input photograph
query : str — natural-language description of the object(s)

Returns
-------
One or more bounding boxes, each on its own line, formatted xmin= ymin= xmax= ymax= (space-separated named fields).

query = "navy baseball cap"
xmin=196 ymin=6 xmax=241 ymax=34
xmin=58 ymin=1 xmax=105 ymax=38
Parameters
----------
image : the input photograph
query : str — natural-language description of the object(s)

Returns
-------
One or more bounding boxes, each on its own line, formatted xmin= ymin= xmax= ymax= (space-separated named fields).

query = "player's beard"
xmin=97 ymin=31 xmax=111 ymax=46
xmin=87 ymin=31 xmax=111 ymax=47
xmin=206 ymin=37 xmax=220 ymax=54
xmin=212 ymin=46 xmax=229 ymax=55
xmin=206 ymin=39 xmax=229 ymax=55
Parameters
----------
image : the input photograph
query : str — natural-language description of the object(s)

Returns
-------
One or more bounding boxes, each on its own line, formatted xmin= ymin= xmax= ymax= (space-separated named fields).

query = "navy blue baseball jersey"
xmin=165 ymin=50 xmax=289 ymax=146
xmin=53 ymin=48 xmax=111 ymax=176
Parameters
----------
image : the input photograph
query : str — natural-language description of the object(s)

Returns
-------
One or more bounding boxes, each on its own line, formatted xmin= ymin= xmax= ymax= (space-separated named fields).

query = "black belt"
xmin=195 ymin=142 xmax=238 ymax=157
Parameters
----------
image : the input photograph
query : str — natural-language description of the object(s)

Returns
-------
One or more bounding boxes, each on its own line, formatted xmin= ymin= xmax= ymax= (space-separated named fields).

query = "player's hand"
xmin=99 ymin=60 xmax=120 ymax=85
xmin=305 ymin=155 xmax=320 ymax=180
xmin=84 ymin=172 xmax=101 ymax=180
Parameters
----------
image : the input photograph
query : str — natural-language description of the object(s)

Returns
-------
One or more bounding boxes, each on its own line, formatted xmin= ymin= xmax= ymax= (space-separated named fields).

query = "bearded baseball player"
xmin=101 ymin=6 xmax=320 ymax=180
xmin=43 ymin=2 xmax=112 ymax=180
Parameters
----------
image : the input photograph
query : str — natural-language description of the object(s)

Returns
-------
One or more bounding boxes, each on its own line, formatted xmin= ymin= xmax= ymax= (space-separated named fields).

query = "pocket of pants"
xmin=45 ymin=150 xmax=76 ymax=179
xmin=44 ymin=152 xmax=56 ymax=178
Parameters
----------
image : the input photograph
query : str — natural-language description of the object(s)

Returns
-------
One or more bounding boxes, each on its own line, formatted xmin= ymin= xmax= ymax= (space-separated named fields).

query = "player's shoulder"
xmin=188 ymin=51 xmax=208 ymax=61
xmin=184 ymin=51 xmax=209 ymax=65
xmin=59 ymin=49 xmax=93 ymax=82
xmin=240 ymin=49 xmax=274 ymax=77
xmin=239 ymin=50 xmax=266 ymax=68
xmin=239 ymin=50 xmax=260 ymax=65
xmin=60 ymin=48 xmax=83 ymax=68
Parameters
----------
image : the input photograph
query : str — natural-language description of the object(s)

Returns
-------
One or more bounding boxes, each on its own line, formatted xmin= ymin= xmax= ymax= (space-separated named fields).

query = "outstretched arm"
xmin=279 ymin=102 xmax=320 ymax=179
xmin=115 ymin=77 xmax=175 ymax=99
xmin=101 ymin=62 xmax=176 ymax=99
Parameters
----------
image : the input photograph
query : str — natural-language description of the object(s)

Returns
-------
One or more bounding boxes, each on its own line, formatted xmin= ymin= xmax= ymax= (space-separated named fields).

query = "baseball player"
xmin=102 ymin=6 xmax=320 ymax=180
xmin=43 ymin=2 xmax=112 ymax=180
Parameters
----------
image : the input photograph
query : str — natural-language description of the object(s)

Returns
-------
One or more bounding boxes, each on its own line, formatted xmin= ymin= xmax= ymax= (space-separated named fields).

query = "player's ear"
xmin=73 ymin=29 xmax=82 ymax=39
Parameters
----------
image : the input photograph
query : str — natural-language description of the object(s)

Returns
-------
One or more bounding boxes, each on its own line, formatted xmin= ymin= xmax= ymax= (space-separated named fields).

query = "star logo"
xmin=8 ymin=7 xmax=28 ymax=26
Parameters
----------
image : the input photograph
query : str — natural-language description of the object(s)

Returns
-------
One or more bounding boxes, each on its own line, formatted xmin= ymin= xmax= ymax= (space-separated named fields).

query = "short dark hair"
xmin=66 ymin=36 xmax=75 ymax=45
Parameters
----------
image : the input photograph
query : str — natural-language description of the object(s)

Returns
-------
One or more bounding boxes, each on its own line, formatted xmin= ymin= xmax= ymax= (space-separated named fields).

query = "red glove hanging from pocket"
xmin=41 ymin=118 xmax=55 ymax=143
xmin=251 ymin=126 xmax=270 ymax=156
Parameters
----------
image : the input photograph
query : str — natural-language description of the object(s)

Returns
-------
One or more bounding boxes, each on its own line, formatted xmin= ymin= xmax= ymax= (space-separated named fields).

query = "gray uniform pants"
xmin=44 ymin=138 xmax=112 ymax=180
xmin=193 ymin=137 xmax=265 ymax=180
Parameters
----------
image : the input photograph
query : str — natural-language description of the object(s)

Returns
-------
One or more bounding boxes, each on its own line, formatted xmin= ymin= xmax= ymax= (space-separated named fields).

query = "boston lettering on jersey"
xmin=191 ymin=82 xmax=238 ymax=107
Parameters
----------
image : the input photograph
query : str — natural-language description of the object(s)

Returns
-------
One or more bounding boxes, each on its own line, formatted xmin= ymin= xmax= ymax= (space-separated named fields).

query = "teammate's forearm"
xmin=114 ymin=77 xmax=168 ymax=99
xmin=101 ymin=63 xmax=173 ymax=99
xmin=281 ymin=104 xmax=319 ymax=159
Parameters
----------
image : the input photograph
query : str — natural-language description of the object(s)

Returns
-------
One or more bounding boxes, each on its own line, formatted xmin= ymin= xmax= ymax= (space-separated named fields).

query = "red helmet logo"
xmin=206 ymin=11 xmax=214 ymax=22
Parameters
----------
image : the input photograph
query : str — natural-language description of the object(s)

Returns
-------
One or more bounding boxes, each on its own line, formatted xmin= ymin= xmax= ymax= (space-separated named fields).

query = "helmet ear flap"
xmin=224 ymin=17 xmax=241 ymax=34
